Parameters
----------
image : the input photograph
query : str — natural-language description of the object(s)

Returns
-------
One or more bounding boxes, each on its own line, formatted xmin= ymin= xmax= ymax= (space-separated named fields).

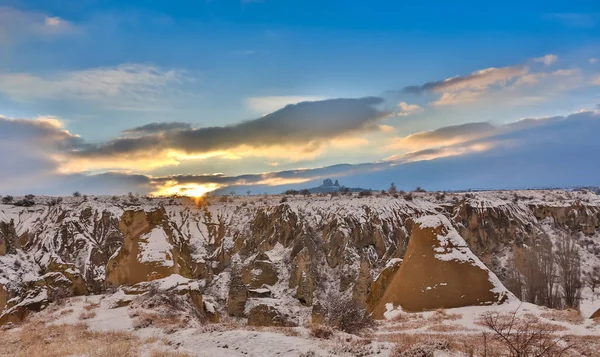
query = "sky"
xmin=0 ymin=0 xmax=599 ymax=196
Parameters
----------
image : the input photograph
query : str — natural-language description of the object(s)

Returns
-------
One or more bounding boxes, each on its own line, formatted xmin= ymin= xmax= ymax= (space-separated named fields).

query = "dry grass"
xmin=79 ymin=310 xmax=97 ymax=320
xmin=426 ymin=323 xmax=473 ymax=332
xmin=427 ymin=309 xmax=462 ymax=322
xmin=150 ymin=350 xmax=195 ymax=357
xmin=83 ymin=301 xmax=101 ymax=311
xmin=0 ymin=321 xmax=138 ymax=357
xmin=540 ymin=308 xmax=584 ymax=325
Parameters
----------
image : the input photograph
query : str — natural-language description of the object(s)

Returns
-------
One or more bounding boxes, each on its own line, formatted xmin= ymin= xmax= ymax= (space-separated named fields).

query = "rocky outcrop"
xmin=227 ymin=267 xmax=248 ymax=317
xmin=105 ymin=209 xmax=195 ymax=287
xmin=0 ymin=284 xmax=7 ymax=313
xmin=529 ymin=203 xmax=600 ymax=236
xmin=371 ymin=215 xmax=511 ymax=317
xmin=247 ymin=304 xmax=297 ymax=327
xmin=1 ymin=191 xmax=599 ymax=325
xmin=242 ymin=253 xmax=278 ymax=289
xmin=289 ymin=247 xmax=316 ymax=306
xmin=366 ymin=258 xmax=402 ymax=314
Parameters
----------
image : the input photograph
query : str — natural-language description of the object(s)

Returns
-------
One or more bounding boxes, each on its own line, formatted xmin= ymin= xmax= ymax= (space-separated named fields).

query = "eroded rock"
xmin=371 ymin=215 xmax=511 ymax=317
xmin=247 ymin=304 xmax=297 ymax=327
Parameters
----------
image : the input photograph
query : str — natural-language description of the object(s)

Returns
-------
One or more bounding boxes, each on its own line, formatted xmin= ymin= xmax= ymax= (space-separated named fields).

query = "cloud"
xmin=246 ymin=96 xmax=327 ymax=114
xmin=590 ymin=58 xmax=598 ymax=64
xmin=0 ymin=7 xmax=78 ymax=44
xmin=120 ymin=122 xmax=193 ymax=137
xmin=390 ymin=122 xmax=498 ymax=150
xmin=397 ymin=102 xmax=424 ymax=116
xmin=402 ymin=65 xmax=527 ymax=95
xmin=593 ymin=75 xmax=600 ymax=86
xmin=0 ymin=64 xmax=185 ymax=110
xmin=2 ymin=110 xmax=599 ymax=195
xmin=59 ymin=97 xmax=390 ymax=171
xmin=431 ymin=91 xmax=482 ymax=106
xmin=533 ymin=54 xmax=558 ymax=66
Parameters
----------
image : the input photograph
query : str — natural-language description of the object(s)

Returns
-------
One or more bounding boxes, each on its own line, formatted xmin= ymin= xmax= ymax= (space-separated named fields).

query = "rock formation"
xmin=371 ymin=215 xmax=511 ymax=318
xmin=0 ymin=190 xmax=598 ymax=325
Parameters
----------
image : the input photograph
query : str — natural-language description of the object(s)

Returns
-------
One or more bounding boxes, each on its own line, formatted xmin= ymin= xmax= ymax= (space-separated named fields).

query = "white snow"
xmin=137 ymin=227 xmax=174 ymax=267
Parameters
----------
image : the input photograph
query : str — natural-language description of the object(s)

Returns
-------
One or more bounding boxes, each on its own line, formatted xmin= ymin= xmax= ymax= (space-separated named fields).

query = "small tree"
xmin=388 ymin=182 xmax=397 ymax=194
xmin=73 ymin=191 xmax=82 ymax=197
xmin=1 ymin=195 xmax=14 ymax=204
xmin=556 ymin=236 xmax=582 ymax=308
xmin=300 ymin=189 xmax=311 ymax=197
xmin=246 ymin=190 xmax=252 ymax=196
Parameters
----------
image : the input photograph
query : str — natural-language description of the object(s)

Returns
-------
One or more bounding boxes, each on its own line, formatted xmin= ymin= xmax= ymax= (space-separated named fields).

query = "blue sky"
xmin=0 ymin=0 xmax=599 ymax=195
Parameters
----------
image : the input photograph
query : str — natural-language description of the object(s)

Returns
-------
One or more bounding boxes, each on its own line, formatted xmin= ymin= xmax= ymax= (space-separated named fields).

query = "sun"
xmin=154 ymin=183 xmax=220 ymax=198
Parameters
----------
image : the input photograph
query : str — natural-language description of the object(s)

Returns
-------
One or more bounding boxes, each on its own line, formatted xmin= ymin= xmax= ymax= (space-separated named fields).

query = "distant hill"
xmin=292 ymin=179 xmax=368 ymax=194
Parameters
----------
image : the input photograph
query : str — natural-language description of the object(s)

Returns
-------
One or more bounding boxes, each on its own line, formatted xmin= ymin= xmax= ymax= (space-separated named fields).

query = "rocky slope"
xmin=1 ymin=189 xmax=599 ymax=325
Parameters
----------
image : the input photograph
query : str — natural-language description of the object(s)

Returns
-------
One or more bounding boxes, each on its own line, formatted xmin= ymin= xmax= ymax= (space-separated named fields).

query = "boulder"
xmin=247 ymin=304 xmax=297 ymax=327
xmin=371 ymin=215 xmax=511 ymax=318
xmin=248 ymin=288 xmax=272 ymax=298
xmin=366 ymin=258 xmax=402 ymax=314
xmin=203 ymin=301 xmax=220 ymax=323
xmin=0 ymin=288 xmax=49 ymax=325
xmin=242 ymin=253 xmax=279 ymax=289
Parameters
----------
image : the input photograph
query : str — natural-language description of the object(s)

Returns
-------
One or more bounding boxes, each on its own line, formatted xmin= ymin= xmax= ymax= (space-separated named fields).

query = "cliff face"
xmin=0 ymin=189 xmax=599 ymax=324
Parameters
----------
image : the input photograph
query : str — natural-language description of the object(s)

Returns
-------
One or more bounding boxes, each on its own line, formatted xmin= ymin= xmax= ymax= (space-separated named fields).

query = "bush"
xmin=358 ymin=190 xmax=372 ymax=197
xmin=309 ymin=325 xmax=334 ymax=339
xmin=300 ymin=189 xmax=311 ymax=197
xmin=1 ymin=195 xmax=14 ymax=204
xmin=481 ymin=306 xmax=574 ymax=357
xmin=280 ymin=196 xmax=288 ymax=203
xmin=14 ymin=198 xmax=35 ymax=207
xmin=73 ymin=191 xmax=81 ymax=197
xmin=391 ymin=339 xmax=450 ymax=357
xmin=413 ymin=186 xmax=427 ymax=193
xmin=284 ymin=189 xmax=299 ymax=196
xmin=319 ymin=292 xmax=374 ymax=334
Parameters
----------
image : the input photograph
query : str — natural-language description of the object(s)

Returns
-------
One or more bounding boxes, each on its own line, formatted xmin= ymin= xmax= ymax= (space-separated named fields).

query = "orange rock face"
xmin=591 ymin=308 xmax=600 ymax=319
xmin=371 ymin=215 xmax=510 ymax=318
xmin=105 ymin=209 xmax=194 ymax=287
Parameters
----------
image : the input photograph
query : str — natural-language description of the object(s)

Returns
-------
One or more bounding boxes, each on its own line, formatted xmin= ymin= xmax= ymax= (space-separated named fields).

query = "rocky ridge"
xmin=1 ymin=189 xmax=599 ymax=325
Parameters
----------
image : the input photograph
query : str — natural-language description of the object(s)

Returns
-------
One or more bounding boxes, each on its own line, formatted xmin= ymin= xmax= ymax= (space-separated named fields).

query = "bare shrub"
xmin=427 ymin=309 xmax=462 ymax=323
xmin=330 ymin=336 xmax=375 ymax=356
xmin=391 ymin=339 xmax=450 ymax=357
xmin=318 ymin=292 xmax=375 ymax=334
xmin=299 ymin=351 xmax=317 ymax=357
xmin=480 ymin=306 xmax=574 ymax=357
xmin=584 ymin=265 xmax=600 ymax=292
xmin=79 ymin=311 xmax=97 ymax=320
xmin=309 ymin=324 xmax=334 ymax=339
